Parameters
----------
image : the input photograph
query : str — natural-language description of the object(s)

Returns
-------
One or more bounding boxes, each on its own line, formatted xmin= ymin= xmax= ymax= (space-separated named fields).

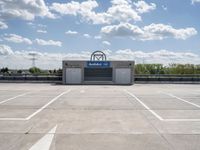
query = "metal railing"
xmin=0 ymin=73 xmax=62 ymax=82
xmin=0 ymin=73 xmax=200 ymax=82
xmin=135 ymin=74 xmax=200 ymax=82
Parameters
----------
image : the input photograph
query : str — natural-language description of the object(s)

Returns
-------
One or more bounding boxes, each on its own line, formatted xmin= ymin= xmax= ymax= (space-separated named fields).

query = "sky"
xmin=0 ymin=0 xmax=200 ymax=69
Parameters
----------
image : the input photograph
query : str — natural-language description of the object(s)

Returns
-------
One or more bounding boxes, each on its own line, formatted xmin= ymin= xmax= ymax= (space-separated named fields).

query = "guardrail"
xmin=0 ymin=74 xmax=62 ymax=83
xmin=135 ymin=74 xmax=200 ymax=77
xmin=0 ymin=74 xmax=200 ymax=83
xmin=134 ymin=74 xmax=200 ymax=82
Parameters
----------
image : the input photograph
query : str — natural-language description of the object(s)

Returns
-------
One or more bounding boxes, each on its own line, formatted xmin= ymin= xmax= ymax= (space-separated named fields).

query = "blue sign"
xmin=87 ymin=61 xmax=110 ymax=68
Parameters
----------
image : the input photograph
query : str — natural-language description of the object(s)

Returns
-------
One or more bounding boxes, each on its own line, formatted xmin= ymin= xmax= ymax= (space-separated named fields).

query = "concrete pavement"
xmin=0 ymin=83 xmax=200 ymax=150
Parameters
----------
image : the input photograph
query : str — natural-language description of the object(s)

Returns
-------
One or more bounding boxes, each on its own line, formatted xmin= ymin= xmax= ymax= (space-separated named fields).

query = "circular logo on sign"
xmin=90 ymin=51 xmax=107 ymax=61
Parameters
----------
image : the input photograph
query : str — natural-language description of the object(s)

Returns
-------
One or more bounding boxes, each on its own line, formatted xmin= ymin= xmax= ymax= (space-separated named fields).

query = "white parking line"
xmin=0 ymin=118 xmax=27 ymax=121
xmin=163 ymin=119 xmax=200 ymax=122
xmin=160 ymin=91 xmax=200 ymax=109
xmin=124 ymin=89 xmax=163 ymax=121
xmin=29 ymin=125 xmax=57 ymax=150
xmin=0 ymin=92 xmax=30 ymax=105
xmin=124 ymin=89 xmax=200 ymax=122
xmin=26 ymin=90 xmax=71 ymax=120
xmin=0 ymin=89 xmax=71 ymax=121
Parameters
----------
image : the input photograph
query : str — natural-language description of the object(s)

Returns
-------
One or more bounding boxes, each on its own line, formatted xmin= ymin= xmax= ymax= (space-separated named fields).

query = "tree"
xmin=135 ymin=64 xmax=200 ymax=75
xmin=17 ymin=70 xmax=22 ymax=74
xmin=29 ymin=67 xmax=42 ymax=74
xmin=0 ymin=67 xmax=9 ymax=73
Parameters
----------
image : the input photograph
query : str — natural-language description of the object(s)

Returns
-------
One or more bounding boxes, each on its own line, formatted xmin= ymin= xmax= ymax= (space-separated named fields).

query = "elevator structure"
xmin=62 ymin=51 xmax=134 ymax=85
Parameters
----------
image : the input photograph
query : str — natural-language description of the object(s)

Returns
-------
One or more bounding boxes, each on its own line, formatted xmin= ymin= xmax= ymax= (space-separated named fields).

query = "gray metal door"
xmin=66 ymin=68 xmax=82 ymax=84
xmin=115 ymin=68 xmax=131 ymax=84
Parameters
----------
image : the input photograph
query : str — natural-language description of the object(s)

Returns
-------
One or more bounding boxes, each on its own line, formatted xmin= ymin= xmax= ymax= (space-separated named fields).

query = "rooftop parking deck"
xmin=0 ymin=83 xmax=200 ymax=150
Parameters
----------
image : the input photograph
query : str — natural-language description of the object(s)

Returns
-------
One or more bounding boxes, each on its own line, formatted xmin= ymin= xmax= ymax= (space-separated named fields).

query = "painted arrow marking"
xmin=29 ymin=125 xmax=57 ymax=150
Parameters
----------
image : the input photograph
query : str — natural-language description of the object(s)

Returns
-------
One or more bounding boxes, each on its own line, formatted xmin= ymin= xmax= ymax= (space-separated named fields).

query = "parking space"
xmin=0 ymin=83 xmax=200 ymax=150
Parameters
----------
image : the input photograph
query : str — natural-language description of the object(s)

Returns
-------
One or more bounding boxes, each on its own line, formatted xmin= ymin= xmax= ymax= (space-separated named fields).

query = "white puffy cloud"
xmin=35 ymin=38 xmax=62 ymax=47
xmin=38 ymin=24 xmax=47 ymax=28
xmin=3 ymin=34 xmax=62 ymax=47
xmin=106 ymin=0 xmax=141 ymax=23
xmin=94 ymin=35 xmax=102 ymax=39
xmin=143 ymin=23 xmax=197 ymax=40
xmin=134 ymin=1 xmax=156 ymax=14
xmin=0 ymin=48 xmax=199 ymax=69
xmin=50 ymin=1 xmax=81 ymax=16
xmin=101 ymin=23 xmax=144 ymax=38
xmin=27 ymin=22 xmax=47 ymax=29
xmin=4 ymin=34 xmax=33 ymax=44
xmin=101 ymin=23 xmax=197 ymax=40
xmin=50 ymin=0 xmax=156 ymax=24
xmin=0 ymin=44 xmax=13 ymax=55
xmin=191 ymin=0 xmax=200 ymax=4
xmin=27 ymin=22 xmax=34 ymax=26
xmin=83 ymin=34 xmax=91 ymax=38
xmin=37 ymin=29 xmax=47 ymax=33
xmin=51 ymin=0 xmax=109 ymax=24
xmin=114 ymin=49 xmax=200 ymax=64
xmin=0 ymin=0 xmax=56 ymax=21
xmin=0 ymin=50 xmax=90 ymax=69
xmin=65 ymin=30 xmax=78 ymax=35
xmin=102 ymin=41 xmax=111 ymax=46
xmin=0 ymin=21 xmax=8 ymax=29
xmin=111 ymin=0 xmax=131 ymax=5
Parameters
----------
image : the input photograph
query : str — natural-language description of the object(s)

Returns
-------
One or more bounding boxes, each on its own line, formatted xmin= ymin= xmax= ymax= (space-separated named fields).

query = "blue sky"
xmin=0 ymin=0 xmax=200 ymax=69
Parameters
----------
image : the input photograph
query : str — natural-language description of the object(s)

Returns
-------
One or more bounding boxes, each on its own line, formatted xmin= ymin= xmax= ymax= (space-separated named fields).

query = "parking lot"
xmin=0 ymin=83 xmax=200 ymax=150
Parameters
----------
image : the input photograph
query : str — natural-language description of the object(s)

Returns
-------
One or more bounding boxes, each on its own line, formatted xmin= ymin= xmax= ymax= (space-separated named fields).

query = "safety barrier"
xmin=0 ymin=74 xmax=62 ymax=83
xmin=0 ymin=74 xmax=200 ymax=83
xmin=134 ymin=74 xmax=200 ymax=82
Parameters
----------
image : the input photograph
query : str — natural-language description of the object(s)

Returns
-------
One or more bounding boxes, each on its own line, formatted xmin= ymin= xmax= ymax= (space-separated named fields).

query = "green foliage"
xmin=28 ymin=68 xmax=62 ymax=75
xmin=135 ymin=64 xmax=200 ymax=75
xmin=57 ymin=68 xmax=62 ymax=75
xmin=17 ymin=70 xmax=22 ymax=74
xmin=0 ymin=67 xmax=9 ymax=73
xmin=29 ymin=67 xmax=42 ymax=74
xmin=48 ymin=68 xmax=62 ymax=75
xmin=1 ymin=64 xmax=200 ymax=75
